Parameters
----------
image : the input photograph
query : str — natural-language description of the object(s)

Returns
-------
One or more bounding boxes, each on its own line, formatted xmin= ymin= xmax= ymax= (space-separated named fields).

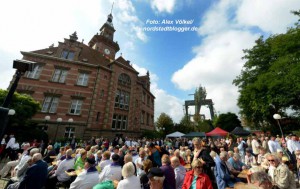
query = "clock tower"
xmin=88 ymin=13 xmax=120 ymax=60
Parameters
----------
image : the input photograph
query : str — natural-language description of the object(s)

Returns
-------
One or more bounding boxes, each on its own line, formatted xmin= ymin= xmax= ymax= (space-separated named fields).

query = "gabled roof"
xmin=31 ymin=42 xmax=110 ymax=66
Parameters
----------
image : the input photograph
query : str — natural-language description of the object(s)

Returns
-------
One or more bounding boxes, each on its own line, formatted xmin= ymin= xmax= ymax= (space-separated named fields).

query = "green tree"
xmin=197 ymin=119 xmax=214 ymax=133
xmin=233 ymin=11 xmax=300 ymax=128
xmin=176 ymin=115 xmax=195 ymax=133
xmin=214 ymin=112 xmax=241 ymax=132
xmin=155 ymin=113 xmax=174 ymax=136
xmin=0 ymin=89 xmax=41 ymax=126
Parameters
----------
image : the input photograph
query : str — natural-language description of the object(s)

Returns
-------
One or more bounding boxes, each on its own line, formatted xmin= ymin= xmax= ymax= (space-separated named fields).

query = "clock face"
xmin=104 ymin=48 xmax=111 ymax=55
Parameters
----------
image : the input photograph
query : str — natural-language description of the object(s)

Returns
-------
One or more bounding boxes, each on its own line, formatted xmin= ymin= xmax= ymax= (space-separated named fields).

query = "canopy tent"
xmin=231 ymin=127 xmax=251 ymax=136
xmin=183 ymin=132 xmax=206 ymax=138
xmin=206 ymin=127 xmax=228 ymax=137
xmin=166 ymin=131 xmax=185 ymax=138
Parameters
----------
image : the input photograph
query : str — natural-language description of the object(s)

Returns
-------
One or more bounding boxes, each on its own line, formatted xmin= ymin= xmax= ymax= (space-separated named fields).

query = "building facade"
xmin=11 ymin=13 xmax=155 ymax=140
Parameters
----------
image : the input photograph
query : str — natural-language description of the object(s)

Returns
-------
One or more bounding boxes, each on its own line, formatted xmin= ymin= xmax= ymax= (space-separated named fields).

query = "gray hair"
xmin=251 ymin=171 xmax=272 ymax=185
xmin=32 ymin=153 xmax=43 ymax=162
xmin=122 ymin=162 xmax=135 ymax=178
xmin=30 ymin=148 xmax=40 ymax=156
xmin=219 ymin=151 xmax=228 ymax=159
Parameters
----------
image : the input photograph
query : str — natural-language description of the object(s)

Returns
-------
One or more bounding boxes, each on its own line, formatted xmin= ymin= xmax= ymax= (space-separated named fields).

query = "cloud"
xmin=150 ymin=0 xmax=176 ymax=14
xmin=171 ymin=0 xmax=300 ymax=118
xmin=235 ymin=0 xmax=300 ymax=34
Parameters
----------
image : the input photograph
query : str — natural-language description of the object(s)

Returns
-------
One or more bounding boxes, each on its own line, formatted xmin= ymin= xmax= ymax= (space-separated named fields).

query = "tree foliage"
xmin=233 ymin=11 xmax=300 ymax=127
xmin=155 ymin=113 xmax=174 ymax=135
xmin=0 ymin=89 xmax=41 ymax=126
xmin=214 ymin=112 xmax=241 ymax=132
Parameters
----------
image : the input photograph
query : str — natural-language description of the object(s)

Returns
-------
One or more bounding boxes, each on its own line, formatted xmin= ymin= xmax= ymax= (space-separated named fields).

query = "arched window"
xmin=118 ymin=73 xmax=131 ymax=86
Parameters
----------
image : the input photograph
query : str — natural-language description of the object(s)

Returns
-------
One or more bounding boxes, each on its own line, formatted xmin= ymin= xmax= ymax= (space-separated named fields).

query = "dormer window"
xmin=61 ymin=50 xmax=75 ymax=60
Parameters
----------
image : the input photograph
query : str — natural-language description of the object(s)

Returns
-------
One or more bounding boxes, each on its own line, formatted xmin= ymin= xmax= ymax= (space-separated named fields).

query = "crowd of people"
xmin=0 ymin=133 xmax=299 ymax=189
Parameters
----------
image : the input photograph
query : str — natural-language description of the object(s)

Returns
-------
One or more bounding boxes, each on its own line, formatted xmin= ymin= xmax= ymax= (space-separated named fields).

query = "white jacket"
xmin=117 ymin=175 xmax=141 ymax=189
xmin=55 ymin=158 xmax=75 ymax=181
xmin=99 ymin=164 xmax=122 ymax=183
xmin=69 ymin=170 xmax=99 ymax=189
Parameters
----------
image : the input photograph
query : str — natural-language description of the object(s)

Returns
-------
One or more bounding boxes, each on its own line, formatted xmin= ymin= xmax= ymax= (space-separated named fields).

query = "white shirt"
xmin=174 ymin=165 xmax=186 ymax=189
xmin=251 ymin=139 xmax=260 ymax=154
xmin=134 ymin=157 xmax=146 ymax=176
xmin=117 ymin=175 xmax=141 ymax=189
xmin=6 ymin=137 xmax=15 ymax=149
xmin=287 ymin=140 xmax=300 ymax=154
xmin=99 ymin=164 xmax=122 ymax=183
xmin=268 ymin=140 xmax=281 ymax=153
xmin=69 ymin=169 xmax=99 ymax=189
xmin=55 ymin=158 xmax=75 ymax=181
xmin=99 ymin=159 xmax=112 ymax=171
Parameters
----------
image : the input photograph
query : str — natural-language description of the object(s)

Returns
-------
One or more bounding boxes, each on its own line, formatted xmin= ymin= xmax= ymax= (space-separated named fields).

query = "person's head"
xmin=233 ymin=147 xmax=239 ymax=153
xmin=259 ymin=148 xmax=266 ymax=155
xmin=122 ymin=162 xmax=135 ymax=178
xmin=147 ymin=167 xmax=165 ymax=189
xmin=186 ymin=149 xmax=191 ymax=156
xmin=219 ymin=151 xmax=228 ymax=161
xmin=228 ymin=151 xmax=234 ymax=158
xmin=32 ymin=153 xmax=42 ymax=163
xmin=47 ymin=145 xmax=53 ymax=150
xmin=124 ymin=154 xmax=133 ymax=164
xmin=210 ymin=151 xmax=217 ymax=159
xmin=29 ymin=148 xmax=40 ymax=156
xmin=192 ymin=137 xmax=201 ymax=149
xmin=266 ymin=154 xmax=280 ymax=167
xmin=174 ymin=149 xmax=180 ymax=158
xmin=139 ymin=150 xmax=146 ymax=159
xmin=113 ymin=146 xmax=119 ymax=154
xmin=60 ymin=147 xmax=65 ymax=154
xmin=277 ymin=149 xmax=283 ymax=158
xmin=96 ymin=150 xmax=102 ymax=158
xmin=66 ymin=149 xmax=73 ymax=157
xmin=191 ymin=159 xmax=203 ymax=175
xmin=85 ymin=157 xmax=96 ymax=169
xmin=143 ymin=159 xmax=153 ymax=173
xmin=291 ymin=134 xmax=297 ymax=141
xmin=245 ymin=148 xmax=251 ymax=155
xmin=232 ymin=153 xmax=241 ymax=162
xmin=102 ymin=151 xmax=111 ymax=160
xmin=250 ymin=171 xmax=272 ymax=189
xmin=219 ymin=147 xmax=225 ymax=152
xmin=161 ymin=154 xmax=170 ymax=165
xmin=170 ymin=156 xmax=180 ymax=168
xmin=112 ymin=154 xmax=120 ymax=162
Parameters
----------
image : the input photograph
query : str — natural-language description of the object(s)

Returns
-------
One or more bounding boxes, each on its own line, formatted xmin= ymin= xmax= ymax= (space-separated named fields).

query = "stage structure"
xmin=184 ymin=86 xmax=215 ymax=120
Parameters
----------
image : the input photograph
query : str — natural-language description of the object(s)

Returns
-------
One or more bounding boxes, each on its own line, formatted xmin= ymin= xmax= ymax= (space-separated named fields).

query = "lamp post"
xmin=273 ymin=114 xmax=284 ymax=139
xmin=44 ymin=115 xmax=50 ymax=130
xmin=0 ymin=60 xmax=35 ymax=141
xmin=0 ymin=109 xmax=15 ymax=140
xmin=54 ymin=118 xmax=62 ymax=142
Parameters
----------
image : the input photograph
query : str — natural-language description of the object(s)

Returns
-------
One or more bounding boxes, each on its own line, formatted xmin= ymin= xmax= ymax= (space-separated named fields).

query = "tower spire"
xmin=110 ymin=1 xmax=114 ymax=15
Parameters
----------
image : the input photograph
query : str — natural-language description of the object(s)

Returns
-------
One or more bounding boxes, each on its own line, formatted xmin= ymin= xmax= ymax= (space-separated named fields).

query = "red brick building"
xmin=11 ymin=13 xmax=155 ymax=140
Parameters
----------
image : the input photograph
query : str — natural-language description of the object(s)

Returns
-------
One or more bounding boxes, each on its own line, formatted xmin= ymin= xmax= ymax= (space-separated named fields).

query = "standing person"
xmin=170 ymin=156 xmax=186 ymax=189
xmin=148 ymin=143 xmax=161 ymax=167
xmin=251 ymin=136 xmax=261 ymax=157
xmin=192 ymin=137 xmax=215 ymax=183
xmin=160 ymin=155 xmax=175 ymax=189
xmin=135 ymin=149 xmax=147 ymax=177
xmin=6 ymin=135 xmax=16 ymax=160
xmin=268 ymin=136 xmax=282 ymax=153
xmin=182 ymin=159 xmax=213 ymax=189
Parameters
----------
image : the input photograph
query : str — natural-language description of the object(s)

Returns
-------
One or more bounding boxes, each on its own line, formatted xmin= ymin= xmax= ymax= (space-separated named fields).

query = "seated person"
xmin=98 ymin=151 xmax=112 ymax=171
xmin=69 ymin=157 xmax=98 ymax=189
xmin=214 ymin=151 xmax=240 ymax=189
xmin=244 ymin=148 xmax=256 ymax=167
xmin=74 ymin=149 xmax=87 ymax=170
xmin=99 ymin=154 xmax=122 ymax=183
xmin=45 ymin=149 xmax=75 ymax=189
xmin=147 ymin=167 xmax=165 ymax=189
xmin=227 ymin=153 xmax=247 ymax=175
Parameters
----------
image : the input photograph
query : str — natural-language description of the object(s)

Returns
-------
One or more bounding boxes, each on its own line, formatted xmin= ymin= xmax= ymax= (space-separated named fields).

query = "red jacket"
xmin=182 ymin=170 xmax=213 ymax=189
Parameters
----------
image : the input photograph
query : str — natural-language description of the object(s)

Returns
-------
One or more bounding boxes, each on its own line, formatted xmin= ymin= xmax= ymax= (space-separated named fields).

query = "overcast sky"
xmin=0 ymin=0 xmax=299 ymax=123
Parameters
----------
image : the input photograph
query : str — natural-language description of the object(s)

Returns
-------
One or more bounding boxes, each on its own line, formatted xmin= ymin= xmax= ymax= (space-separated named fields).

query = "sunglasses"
xmin=268 ymin=159 xmax=275 ymax=162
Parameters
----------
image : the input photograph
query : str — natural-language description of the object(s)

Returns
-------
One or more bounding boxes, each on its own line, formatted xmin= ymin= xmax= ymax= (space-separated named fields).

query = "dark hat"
xmin=147 ymin=167 xmax=164 ymax=178
xmin=112 ymin=154 xmax=120 ymax=161
xmin=86 ymin=157 xmax=96 ymax=165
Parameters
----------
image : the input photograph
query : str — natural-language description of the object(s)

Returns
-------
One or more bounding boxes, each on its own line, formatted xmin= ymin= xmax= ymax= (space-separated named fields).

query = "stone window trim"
xmin=78 ymin=69 xmax=92 ymax=74
xmin=54 ymin=65 xmax=71 ymax=70
xmin=70 ymin=95 xmax=86 ymax=100
xmin=43 ymin=92 xmax=62 ymax=97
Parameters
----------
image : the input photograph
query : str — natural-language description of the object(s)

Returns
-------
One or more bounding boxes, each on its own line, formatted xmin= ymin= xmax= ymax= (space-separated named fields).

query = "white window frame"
xmin=26 ymin=65 xmax=43 ymax=79
xmin=41 ymin=96 xmax=59 ymax=113
xmin=64 ymin=127 xmax=75 ymax=138
xmin=77 ymin=73 xmax=89 ymax=86
xmin=52 ymin=69 xmax=68 ymax=83
xmin=69 ymin=99 xmax=83 ymax=115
